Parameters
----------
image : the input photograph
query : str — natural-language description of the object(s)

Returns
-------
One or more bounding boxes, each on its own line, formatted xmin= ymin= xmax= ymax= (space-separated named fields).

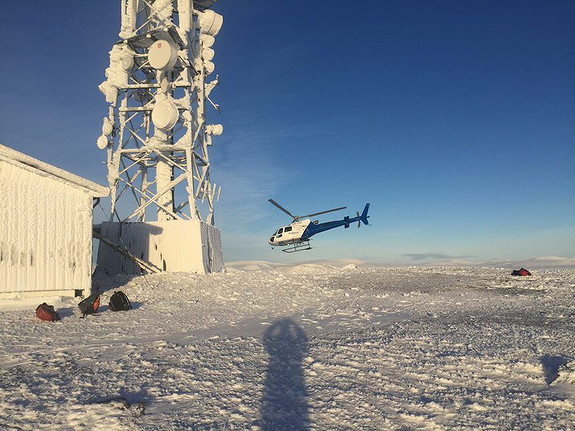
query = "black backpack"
xmin=78 ymin=292 xmax=101 ymax=317
xmin=109 ymin=291 xmax=132 ymax=311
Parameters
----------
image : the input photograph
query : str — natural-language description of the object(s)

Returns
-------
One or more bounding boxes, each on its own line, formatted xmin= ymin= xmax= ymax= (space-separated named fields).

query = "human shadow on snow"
xmin=260 ymin=318 xmax=310 ymax=431
xmin=540 ymin=354 xmax=570 ymax=384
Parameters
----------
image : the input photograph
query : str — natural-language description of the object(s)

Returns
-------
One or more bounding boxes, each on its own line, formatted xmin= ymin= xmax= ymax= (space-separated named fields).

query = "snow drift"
xmin=0 ymin=263 xmax=573 ymax=430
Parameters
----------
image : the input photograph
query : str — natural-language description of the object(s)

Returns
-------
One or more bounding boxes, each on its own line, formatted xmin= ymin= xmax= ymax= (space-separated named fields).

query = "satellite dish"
xmin=203 ymin=47 xmax=215 ymax=61
xmin=119 ymin=53 xmax=134 ymax=71
xmin=102 ymin=118 xmax=114 ymax=136
xmin=152 ymin=99 xmax=179 ymax=131
xmin=200 ymin=34 xmax=215 ymax=48
xmin=97 ymin=134 xmax=109 ymax=150
xmin=206 ymin=124 xmax=223 ymax=136
xmin=198 ymin=10 xmax=223 ymax=36
xmin=205 ymin=61 xmax=215 ymax=75
xmin=148 ymin=39 xmax=178 ymax=71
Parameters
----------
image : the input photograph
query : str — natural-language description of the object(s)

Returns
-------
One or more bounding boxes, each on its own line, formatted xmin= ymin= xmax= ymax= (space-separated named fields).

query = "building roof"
xmin=0 ymin=144 xmax=109 ymax=197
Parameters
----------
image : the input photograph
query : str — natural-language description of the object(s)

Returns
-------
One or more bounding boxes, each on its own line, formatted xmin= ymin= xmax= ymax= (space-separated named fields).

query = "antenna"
xmin=97 ymin=0 xmax=224 ymax=225
xmin=95 ymin=1 xmax=225 ymax=274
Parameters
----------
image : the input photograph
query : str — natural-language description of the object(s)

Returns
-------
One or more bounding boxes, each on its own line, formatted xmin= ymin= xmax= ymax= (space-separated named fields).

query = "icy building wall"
xmin=0 ymin=148 xmax=107 ymax=300
xmin=96 ymin=220 xmax=224 ymax=275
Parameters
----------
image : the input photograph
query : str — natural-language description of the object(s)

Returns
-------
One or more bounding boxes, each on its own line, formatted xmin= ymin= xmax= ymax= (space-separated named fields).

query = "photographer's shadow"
xmin=260 ymin=318 xmax=310 ymax=431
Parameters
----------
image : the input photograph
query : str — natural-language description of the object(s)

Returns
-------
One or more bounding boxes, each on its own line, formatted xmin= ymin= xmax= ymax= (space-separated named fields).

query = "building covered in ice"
xmin=0 ymin=144 xmax=108 ymax=303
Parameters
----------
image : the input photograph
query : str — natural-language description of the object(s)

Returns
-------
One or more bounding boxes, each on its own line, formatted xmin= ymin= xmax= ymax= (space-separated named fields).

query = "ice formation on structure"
xmin=96 ymin=0 xmax=225 ymax=274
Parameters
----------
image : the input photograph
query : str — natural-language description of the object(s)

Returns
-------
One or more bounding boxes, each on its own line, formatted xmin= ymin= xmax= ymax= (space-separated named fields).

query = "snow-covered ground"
xmin=1 ymin=263 xmax=574 ymax=430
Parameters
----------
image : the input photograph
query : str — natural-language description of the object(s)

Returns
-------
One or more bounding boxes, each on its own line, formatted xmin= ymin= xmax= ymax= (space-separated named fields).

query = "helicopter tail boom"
xmin=301 ymin=203 xmax=371 ymax=239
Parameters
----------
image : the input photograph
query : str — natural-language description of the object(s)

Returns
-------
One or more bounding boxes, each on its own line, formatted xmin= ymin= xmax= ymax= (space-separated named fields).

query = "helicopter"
xmin=268 ymin=199 xmax=370 ymax=253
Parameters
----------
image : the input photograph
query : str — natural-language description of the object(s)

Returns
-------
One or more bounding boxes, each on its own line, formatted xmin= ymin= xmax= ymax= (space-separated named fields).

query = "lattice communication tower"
xmin=95 ymin=0 xmax=225 ymax=274
xmin=96 ymin=0 xmax=223 ymax=225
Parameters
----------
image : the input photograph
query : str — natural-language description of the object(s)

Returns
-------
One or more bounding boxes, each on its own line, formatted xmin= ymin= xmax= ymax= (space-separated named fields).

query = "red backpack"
xmin=512 ymin=268 xmax=531 ymax=276
xmin=36 ymin=303 xmax=61 ymax=322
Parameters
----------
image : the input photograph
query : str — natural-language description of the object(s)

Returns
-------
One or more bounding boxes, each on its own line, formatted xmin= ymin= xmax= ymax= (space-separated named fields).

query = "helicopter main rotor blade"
xmin=268 ymin=199 xmax=297 ymax=219
xmin=302 ymin=206 xmax=347 ymax=219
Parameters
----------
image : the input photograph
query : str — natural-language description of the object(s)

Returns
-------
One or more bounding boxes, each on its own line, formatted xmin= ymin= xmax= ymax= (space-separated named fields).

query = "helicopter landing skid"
xmin=281 ymin=240 xmax=312 ymax=253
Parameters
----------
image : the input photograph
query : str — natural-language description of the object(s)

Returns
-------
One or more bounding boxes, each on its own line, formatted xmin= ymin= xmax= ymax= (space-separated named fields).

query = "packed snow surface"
xmin=1 ymin=263 xmax=574 ymax=430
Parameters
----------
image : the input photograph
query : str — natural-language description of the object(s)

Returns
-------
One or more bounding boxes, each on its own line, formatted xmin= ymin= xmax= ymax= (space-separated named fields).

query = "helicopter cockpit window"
xmin=284 ymin=226 xmax=292 ymax=232
xmin=278 ymin=228 xmax=284 ymax=234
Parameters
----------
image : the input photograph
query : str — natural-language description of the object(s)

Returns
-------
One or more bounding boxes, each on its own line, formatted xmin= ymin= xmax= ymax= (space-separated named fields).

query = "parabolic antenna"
xmin=198 ymin=9 xmax=223 ymax=37
xmin=148 ymin=39 xmax=178 ymax=71
xmin=152 ymin=99 xmax=179 ymax=131
xmin=206 ymin=124 xmax=223 ymax=136
xmin=96 ymin=135 xmax=109 ymax=150
xmin=99 ymin=0 xmax=224 ymax=224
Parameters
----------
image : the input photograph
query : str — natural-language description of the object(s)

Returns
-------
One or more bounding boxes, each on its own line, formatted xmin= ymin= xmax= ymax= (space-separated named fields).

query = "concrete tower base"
xmin=96 ymin=220 xmax=224 ymax=275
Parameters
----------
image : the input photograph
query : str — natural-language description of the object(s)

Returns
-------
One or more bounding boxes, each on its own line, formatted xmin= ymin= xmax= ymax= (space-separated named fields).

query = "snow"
xmin=1 ymin=263 xmax=574 ymax=430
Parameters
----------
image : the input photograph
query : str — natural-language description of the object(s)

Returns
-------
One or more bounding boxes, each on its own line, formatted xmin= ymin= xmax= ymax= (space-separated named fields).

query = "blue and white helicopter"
xmin=268 ymin=199 xmax=370 ymax=253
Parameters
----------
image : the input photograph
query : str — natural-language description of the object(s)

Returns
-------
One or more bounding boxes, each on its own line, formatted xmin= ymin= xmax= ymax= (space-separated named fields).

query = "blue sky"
xmin=1 ymin=1 xmax=574 ymax=264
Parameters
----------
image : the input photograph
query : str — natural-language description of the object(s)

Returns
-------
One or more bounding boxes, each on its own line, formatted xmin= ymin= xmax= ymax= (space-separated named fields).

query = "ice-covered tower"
xmin=95 ymin=0 xmax=224 ymax=274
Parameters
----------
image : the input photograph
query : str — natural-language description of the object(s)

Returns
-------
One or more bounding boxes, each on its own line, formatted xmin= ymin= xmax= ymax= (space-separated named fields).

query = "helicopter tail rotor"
xmin=359 ymin=203 xmax=370 ymax=226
